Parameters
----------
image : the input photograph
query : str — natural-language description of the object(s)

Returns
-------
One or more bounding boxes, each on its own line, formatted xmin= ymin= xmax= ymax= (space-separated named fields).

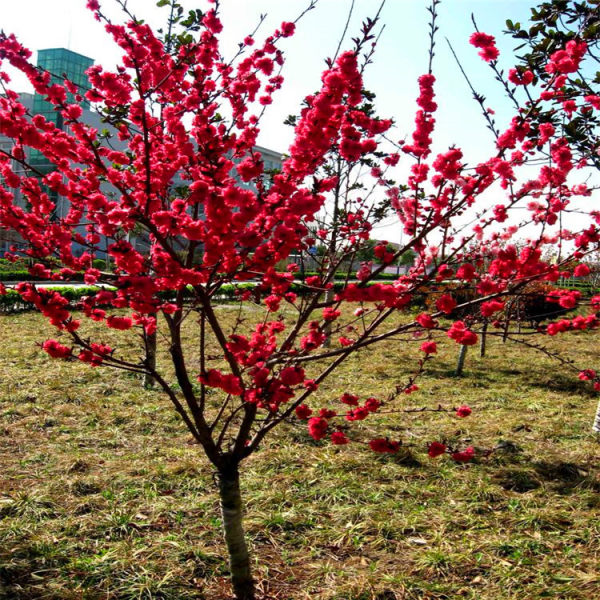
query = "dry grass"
xmin=1 ymin=309 xmax=600 ymax=599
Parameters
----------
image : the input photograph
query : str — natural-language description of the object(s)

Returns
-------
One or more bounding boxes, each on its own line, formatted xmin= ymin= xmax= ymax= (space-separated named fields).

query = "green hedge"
xmin=0 ymin=271 xmax=36 ymax=282
xmin=0 ymin=258 xmax=30 ymax=272
xmin=0 ymin=286 xmax=101 ymax=314
xmin=0 ymin=271 xmax=86 ymax=282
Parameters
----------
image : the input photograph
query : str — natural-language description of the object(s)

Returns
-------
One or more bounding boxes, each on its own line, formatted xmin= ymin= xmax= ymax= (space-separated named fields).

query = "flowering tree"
xmin=506 ymin=0 xmax=599 ymax=167
xmin=503 ymin=0 xmax=600 ymax=431
xmin=1 ymin=1 xmax=600 ymax=597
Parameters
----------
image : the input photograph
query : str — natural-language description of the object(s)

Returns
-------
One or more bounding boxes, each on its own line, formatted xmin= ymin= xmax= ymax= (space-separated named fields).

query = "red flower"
xmin=369 ymin=438 xmax=400 ymax=453
xmin=428 ymin=441 xmax=447 ymax=458
xmin=323 ymin=307 xmax=341 ymax=321
xmin=295 ymin=404 xmax=312 ymax=420
xmin=447 ymin=321 xmax=478 ymax=346
xmin=451 ymin=446 xmax=475 ymax=463
xmin=280 ymin=22 xmax=295 ymax=37
xmin=573 ymin=264 xmax=590 ymax=277
xmin=307 ymin=417 xmax=328 ymax=440
xmin=42 ymin=339 xmax=72 ymax=359
xmin=106 ymin=315 xmax=133 ymax=330
xmin=469 ymin=32 xmax=495 ymax=48
xmin=416 ymin=312 xmax=437 ymax=328
xmin=420 ymin=341 xmax=437 ymax=354
xmin=508 ymin=68 xmax=534 ymax=86
xmin=330 ymin=431 xmax=349 ymax=445
xmin=199 ymin=369 xmax=243 ymax=396
xmin=345 ymin=407 xmax=370 ymax=421
xmin=364 ymin=397 xmax=381 ymax=412
xmin=416 ymin=73 xmax=437 ymax=112
xmin=264 ymin=294 xmax=281 ymax=312
xmin=436 ymin=294 xmax=457 ymax=315
xmin=280 ymin=366 xmax=305 ymax=386
xmin=578 ymin=369 xmax=596 ymax=381
xmin=78 ymin=349 xmax=103 ymax=366
xmin=455 ymin=264 xmax=477 ymax=281
xmin=469 ymin=32 xmax=499 ymax=62
xmin=455 ymin=405 xmax=472 ymax=418
xmin=480 ymin=300 xmax=504 ymax=317
xmin=479 ymin=46 xmax=499 ymax=62
xmin=319 ymin=408 xmax=337 ymax=419
xmin=340 ymin=392 xmax=359 ymax=406
xmin=303 ymin=379 xmax=319 ymax=391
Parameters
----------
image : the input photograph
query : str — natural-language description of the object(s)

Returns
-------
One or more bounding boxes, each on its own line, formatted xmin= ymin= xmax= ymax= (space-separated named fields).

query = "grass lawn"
xmin=0 ymin=309 xmax=599 ymax=599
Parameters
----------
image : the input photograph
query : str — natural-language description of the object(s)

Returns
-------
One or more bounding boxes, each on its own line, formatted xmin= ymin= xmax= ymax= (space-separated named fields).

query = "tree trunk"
xmin=455 ymin=344 xmax=468 ymax=376
xmin=143 ymin=325 xmax=157 ymax=389
xmin=218 ymin=466 xmax=255 ymax=600
xmin=593 ymin=400 xmax=600 ymax=433
xmin=480 ymin=321 xmax=487 ymax=358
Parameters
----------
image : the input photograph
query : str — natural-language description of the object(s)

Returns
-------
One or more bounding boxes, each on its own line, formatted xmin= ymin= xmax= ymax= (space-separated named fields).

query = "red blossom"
xmin=345 ymin=407 xmax=370 ymax=421
xmin=330 ymin=431 xmax=349 ymax=445
xmin=364 ymin=397 xmax=381 ymax=412
xmin=508 ymin=68 xmax=534 ymax=86
xmin=573 ymin=264 xmax=590 ymax=277
xmin=455 ymin=405 xmax=472 ymax=418
xmin=280 ymin=366 xmax=305 ymax=386
xmin=427 ymin=441 xmax=447 ymax=458
xmin=307 ymin=417 xmax=328 ymax=441
xmin=199 ymin=369 xmax=243 ymax=396
xmin=578 ymin=369 xmax=596 ymax=381
xmin=447 ymin=322 xmax=478 ymax=346
xmin=369 ymin=438 xmax=400 ymax=453
xmin=416 ymin=313 xmax=437 ymax=329
xmin=469 ymin=31 xmax=499 ymax=62
xmin=420 ymin=341 xmax=437 ymax=354
xmin=42 ymin=339 xmax=72 ymax=359
xmin=0 ymin=7 xmax=597 ymax=550
xmin=451 ymin=447 xmax=475 ymax=463
xmin=340 ymin=392 xmax=359 ymax=406
xmin=280 ymin=22 xmax=295 ymax=37
xmin=295 ymin=404 xmax=312 ymax=420
xmin=106 ymin=315 xmax=133 ymax=330
xmin=436 ymin=294 xmax=457 ymax=315
xmin=480 ymin=300 xmax=504 ymax=317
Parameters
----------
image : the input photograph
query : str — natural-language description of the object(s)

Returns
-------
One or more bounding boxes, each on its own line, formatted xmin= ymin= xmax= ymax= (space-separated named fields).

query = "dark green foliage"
xmin=92 ymin=259 xmax=107 ymax=270
xmin=506 ymin=0 xmax=600 ymax=166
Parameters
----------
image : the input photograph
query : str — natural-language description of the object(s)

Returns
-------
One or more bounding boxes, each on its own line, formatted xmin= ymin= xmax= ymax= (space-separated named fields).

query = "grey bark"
xmin=455 ymin=344 xmax=468 ymax=376
xmin=480 ymin=321 xmax=488 ymax=358
xmin=219 ymin=467 xmax=255 ymax=600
